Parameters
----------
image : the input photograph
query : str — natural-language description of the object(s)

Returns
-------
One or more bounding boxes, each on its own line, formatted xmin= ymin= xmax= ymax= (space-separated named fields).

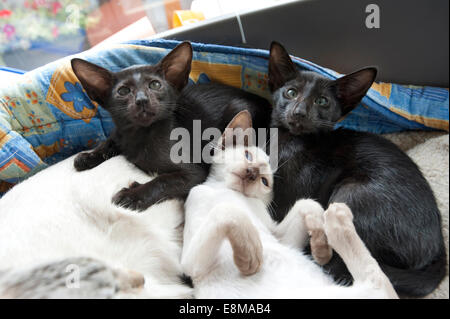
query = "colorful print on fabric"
xmin=0 ymin=39 xmax=448 ymax=197
xmin=46 ymin=61 xmax=98 ymax=123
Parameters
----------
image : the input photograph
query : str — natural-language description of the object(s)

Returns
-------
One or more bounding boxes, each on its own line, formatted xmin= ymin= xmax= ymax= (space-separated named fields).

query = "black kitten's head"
xmin=71 ymin=42 xmax=192 ymax=128
xmin=268 ymin=42 xmax=377 ymax=135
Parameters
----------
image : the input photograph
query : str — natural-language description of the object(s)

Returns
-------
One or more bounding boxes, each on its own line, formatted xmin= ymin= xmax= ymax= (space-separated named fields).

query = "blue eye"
xmin=118 ymin=86 xmax=130 ymax=96
xmin=285 ymin=88 xmax=298 ymax=99
xmin=314 ymin=96 xmax=329 ymax=106
xmin=245 ymin=150 xmax=253 ymax=161
xmin=261 ymin=177 xmax=269 ymax=187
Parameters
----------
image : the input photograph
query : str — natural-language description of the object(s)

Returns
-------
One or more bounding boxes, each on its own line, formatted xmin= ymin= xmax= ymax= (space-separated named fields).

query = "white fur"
xmin=0 ymin=155 xmax=191 ymax=298
xmin=182 ymin=144 xmax=398 ymax=299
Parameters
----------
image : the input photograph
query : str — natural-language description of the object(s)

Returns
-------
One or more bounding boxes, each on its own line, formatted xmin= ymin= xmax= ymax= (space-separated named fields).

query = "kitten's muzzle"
xmin=235 ymin=167 xmax=259 ymax=181
xmin=287 ymin=110 xmax=316 ymax=134
xmin=135 ymin=92 xmax=152 ymax=111
xmin=132 ymin=93 xmax=157 ymax=126
xmin=292 ymin=103 xmax=307 ymax=118
xmin=245 ymin=167 xmax=259 ymax=181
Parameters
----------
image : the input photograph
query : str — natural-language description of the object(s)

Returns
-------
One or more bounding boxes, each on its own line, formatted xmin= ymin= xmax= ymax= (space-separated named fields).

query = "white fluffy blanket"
xmin=384 ymin=131 xmax=449 ymax=299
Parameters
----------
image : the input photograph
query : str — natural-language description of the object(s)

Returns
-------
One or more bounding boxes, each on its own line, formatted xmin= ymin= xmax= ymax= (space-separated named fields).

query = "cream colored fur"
xmin=182 ymin=143 xmax=398 ymax=298
xmin=0 ymin=155 xmax=191 ymax=298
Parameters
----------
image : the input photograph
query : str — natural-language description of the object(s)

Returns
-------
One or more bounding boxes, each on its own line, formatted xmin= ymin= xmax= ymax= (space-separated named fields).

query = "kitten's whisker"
xmin=275 ymin=155 xmax=293 ymax=172
xmin=310 ymin=119 xmax=335 ymax=128
xmin=267 ymin=202 xmax=276 ymax=219
xmin=265 ymin=130 xmax=278 ymax=149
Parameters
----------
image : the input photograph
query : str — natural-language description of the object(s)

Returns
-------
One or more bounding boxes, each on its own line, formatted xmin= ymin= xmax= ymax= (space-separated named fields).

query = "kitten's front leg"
xmin=74 ymin=135 xmax=120 ymax=171
xmin=112 ymin=166 xmax=207 ymax=211
xmin=324 ymin=203 xmax=398 ymax=299
xmin=274 ymin=199 xmax=332 ymax=265
xmin=182 ymin=203 xmax=263 ymax=280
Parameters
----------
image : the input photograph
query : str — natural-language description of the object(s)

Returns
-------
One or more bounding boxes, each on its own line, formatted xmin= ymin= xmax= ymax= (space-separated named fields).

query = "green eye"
xmin=314 ymin=96 xmax=329 ymax=106
xmin=285 ymin=88 xmax=298 ymax=99
xmin=118 ymin=86 xmax=130 ymax=96
xmin=149 ymin=80 xmax=162 ymax=90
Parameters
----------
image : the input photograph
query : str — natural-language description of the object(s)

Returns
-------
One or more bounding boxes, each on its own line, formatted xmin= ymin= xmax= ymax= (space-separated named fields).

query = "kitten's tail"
xmin=0 ymin=258 xmax=195 ymax=299
xmin=0 ymin=257 xmax=145 ymax=299
xmin=380 ymin=251 xmax=447 ymax=297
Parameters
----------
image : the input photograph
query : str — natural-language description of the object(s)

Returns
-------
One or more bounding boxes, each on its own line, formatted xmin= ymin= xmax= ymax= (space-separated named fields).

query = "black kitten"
xmin=71 ymin=42 xmax=271 ymax=211
xmin=268 ymin=42 xmax=446 ymax=297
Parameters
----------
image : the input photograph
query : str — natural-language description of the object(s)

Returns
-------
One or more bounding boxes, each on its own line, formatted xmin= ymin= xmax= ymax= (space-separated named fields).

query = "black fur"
xmin=71 ymin=42 xmax=271 ymax=211
xmin=268 ymin=42 xmax=446 ymax=297
xmin=179 ymin=273 xmax=194 ymax=289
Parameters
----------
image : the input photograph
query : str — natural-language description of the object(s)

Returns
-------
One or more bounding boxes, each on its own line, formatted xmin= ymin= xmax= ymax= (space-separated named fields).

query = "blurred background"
xmin=0 ymin=0 xmax=448 ymax=87
xmin=0 ymin=0 xmax=290 ymax=71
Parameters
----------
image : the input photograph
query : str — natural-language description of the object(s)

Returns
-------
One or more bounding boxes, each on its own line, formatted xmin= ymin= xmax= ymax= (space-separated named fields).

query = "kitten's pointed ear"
xmin=158 ymin=41 xmax=193 ymax=91
xmin=220 ymin=110 xmax=253 ymax=150
xmin=333 ymin=67 xmax=377 ymax=116
xmin=71 ymin=58 xmax=114 ymax=105
xmin=268 ymin=42 xmax=298 ymax=92
xmin=226 ymin=110 xmax=253 ymax=131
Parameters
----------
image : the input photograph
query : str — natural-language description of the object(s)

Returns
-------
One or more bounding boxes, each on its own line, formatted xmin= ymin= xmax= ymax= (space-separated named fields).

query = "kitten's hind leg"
xmin=182 ymin=203 xmax=263 ymax=280
xmin=303 ymin=206 xmax=333 ymax=266
xmin=274 ymin=199 xmax=332 ymax=265
xmin=74 ymin=135 xmax=120 ymax=171
xmin=324 ymin=203 xmax=398 ymax=299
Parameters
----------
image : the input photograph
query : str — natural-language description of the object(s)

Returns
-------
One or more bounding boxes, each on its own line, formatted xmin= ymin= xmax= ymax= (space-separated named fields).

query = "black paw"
xmin=74 ymin=152 xmax=101 ymax=171
xmin=129 ymin=181 xmax=142 ymax=189
xmin=112 ymin=186 xmax=148 ymax=212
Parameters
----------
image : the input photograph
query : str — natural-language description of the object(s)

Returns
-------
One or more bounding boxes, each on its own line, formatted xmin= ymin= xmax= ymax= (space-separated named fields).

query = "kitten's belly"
xmin=195 ymin=240 xmax=334 ymax=298
xmin=185 ymin=185 xmax=335 ymax=298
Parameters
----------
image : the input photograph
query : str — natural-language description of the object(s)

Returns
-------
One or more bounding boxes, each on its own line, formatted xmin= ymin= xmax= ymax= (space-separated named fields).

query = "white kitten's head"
xmin=209 ymin=111 xmax=273 ymax=205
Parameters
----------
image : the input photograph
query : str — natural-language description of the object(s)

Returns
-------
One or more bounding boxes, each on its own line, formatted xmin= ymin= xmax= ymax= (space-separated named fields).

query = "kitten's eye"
xmin=117 ymin=86 xmax=130 ymax=96
xmin=245 ymin=150 xmax=253 ymax=161
xmin=149 ymin=80 xmax=162 ymax=90
xmin=314 ymin=96 xmax=329 ymax=106
xmin=261 ymin=177 xmax=269 ymax=187
xmin=285 ymin=88 xmax=298 ymax=99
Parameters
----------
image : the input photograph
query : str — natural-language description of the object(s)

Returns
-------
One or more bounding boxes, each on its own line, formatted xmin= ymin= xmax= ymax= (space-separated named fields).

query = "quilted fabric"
xmin=0 ymin=39 xmax=448 ymax=196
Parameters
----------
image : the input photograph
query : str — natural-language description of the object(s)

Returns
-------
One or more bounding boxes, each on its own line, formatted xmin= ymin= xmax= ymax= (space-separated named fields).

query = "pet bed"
xmin=0 ymin=39 xmax=448 ymax=298
xmin=0 ymin=40 xmax=448 ymax=196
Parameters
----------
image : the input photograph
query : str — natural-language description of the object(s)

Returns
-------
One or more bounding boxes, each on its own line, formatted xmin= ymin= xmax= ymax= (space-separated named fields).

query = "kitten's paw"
xmin=74 ymin=152 xmax=100 ymax=171
xmin=300 ymin=204 xmax=325 ymax=234
xmin=324 ymin=203 xmax=355 ymax=250
xmin=229 ymin=221 xmax=263 ymax=276
xmin=113 ymin=269 xmax=145 ymax=292
xmin=129 ymin=181 xmax=141 ymax=189
xmin=112 ymin=187 xmax=148 ymax=212
xmin=299 ymin=200 xmax=332 ymax=265
xmin=292 ymin=199 xmax=324 ymax=218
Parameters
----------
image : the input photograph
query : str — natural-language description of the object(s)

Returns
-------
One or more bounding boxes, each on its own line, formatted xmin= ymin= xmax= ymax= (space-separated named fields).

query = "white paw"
xmin=324 ymin=203 xmax=355 ymax=247
xmin=229 ymin=219 xmax=263 ymax=276
xmin=293 ymin=199 xmax=325 ymax=233
xmin=291 ymin=199 xmax=324 ymax=220
xmin=294 ymin=199 xmax=333 ymax=265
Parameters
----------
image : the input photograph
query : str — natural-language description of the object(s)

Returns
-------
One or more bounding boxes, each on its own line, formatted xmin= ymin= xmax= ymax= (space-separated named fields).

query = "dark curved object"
xmin=159 ymin=0 xmax=449 ymax=87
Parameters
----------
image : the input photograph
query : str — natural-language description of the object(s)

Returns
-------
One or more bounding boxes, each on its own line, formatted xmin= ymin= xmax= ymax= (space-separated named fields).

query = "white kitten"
xmin=181 ymin=111 xmax=398 ymax=299
xmin=0 ymin=155 xmax=191 ymax=298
